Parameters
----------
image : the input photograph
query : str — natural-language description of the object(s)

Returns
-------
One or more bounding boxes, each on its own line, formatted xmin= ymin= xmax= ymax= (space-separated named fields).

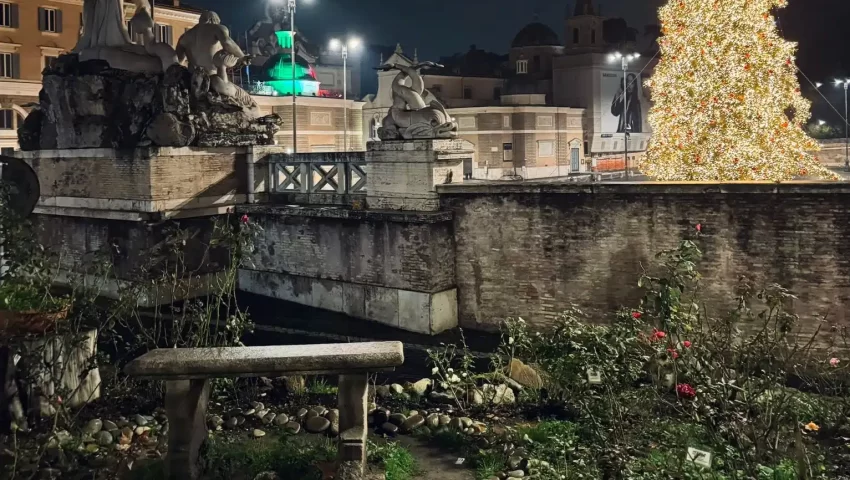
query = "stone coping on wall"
xmin=238 ymin=204 xmax=453 ymax=224
xmin=14 ymin=146 xmax=250 ymax=160
xmin=436 ymin=181 xmax=850 ymax=196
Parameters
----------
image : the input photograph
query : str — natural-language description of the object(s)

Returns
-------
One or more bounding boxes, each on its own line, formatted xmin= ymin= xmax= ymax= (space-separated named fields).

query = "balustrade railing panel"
xmin=267 ymin=155 xmax=367 ymax=196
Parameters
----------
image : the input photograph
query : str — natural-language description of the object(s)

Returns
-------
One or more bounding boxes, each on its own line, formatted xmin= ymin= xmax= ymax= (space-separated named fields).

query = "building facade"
xmin=553 ymin=0 xmax=656 ymax=170
xmin=362 ymin=47 xmax=587 ymax=180
xmin=256 ymin=95 xmax=365 ymax=152
xmin=0 ymin=0 xmax=200 ymax=149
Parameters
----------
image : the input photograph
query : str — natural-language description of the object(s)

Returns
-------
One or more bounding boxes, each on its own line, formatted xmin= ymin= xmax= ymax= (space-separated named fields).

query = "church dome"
xmin=511 ymin=22 xmax=561 ymax=48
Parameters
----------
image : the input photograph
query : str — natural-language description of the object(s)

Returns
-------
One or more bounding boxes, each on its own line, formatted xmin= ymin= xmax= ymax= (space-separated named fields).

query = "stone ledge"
xmin=238 ymin=270 xmax=458 ymax=335
xmin=238 ymin=204 xmax=453 ymax=224
xmin=14 ymin=146 xmax=249 ymax=160
xmin=437 ymin=181 xmax=850 ymax=195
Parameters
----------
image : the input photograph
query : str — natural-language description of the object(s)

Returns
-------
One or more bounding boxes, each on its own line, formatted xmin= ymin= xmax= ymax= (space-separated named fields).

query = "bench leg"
xmin=164 ymin=379 xmax=210 ymax=480
xmin=337 ymin=373 xmax=368 ymax=480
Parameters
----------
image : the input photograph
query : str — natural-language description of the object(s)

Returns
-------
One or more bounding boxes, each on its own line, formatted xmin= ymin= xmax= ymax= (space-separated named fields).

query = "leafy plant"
xmin=368 ymin=440 xmax=418 ymax=480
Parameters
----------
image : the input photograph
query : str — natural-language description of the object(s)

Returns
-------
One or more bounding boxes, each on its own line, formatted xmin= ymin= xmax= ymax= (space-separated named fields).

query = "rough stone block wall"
xmin=23 ymin=147 xmax=244 ymax=202
xmin=245 ymin=207 xmax=456 ymax=293
xmin=440 ymin=184 xmax=850 ymax=340
xmin=33 ymin=214 xmax=226 ymax=280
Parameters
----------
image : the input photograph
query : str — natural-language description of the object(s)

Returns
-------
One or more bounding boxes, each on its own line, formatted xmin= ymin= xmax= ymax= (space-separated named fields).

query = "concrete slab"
xmin=430 ymin=289 xmax=459 ymax=335
xmin=398 ymin=290 xmax=431 ymax=334
xmin=364 ymin=286 xmax=400 ymax=328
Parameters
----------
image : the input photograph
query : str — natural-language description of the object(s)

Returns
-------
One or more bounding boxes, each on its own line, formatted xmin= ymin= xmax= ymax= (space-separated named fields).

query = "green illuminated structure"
xmin=261 ymin=31 xmax=321 ymax=97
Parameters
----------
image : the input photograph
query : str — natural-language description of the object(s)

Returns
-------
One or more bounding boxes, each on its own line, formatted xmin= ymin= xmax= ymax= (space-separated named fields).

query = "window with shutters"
xmin=0 ymin=52 xmax=15 ymax=78
xmin=493 ymin=87 xmax=501 ymax=100
xmin=573 ymin=28 xmax=579 ymax=44
xmin=0 ymin=3 xmax=16 ymax=28
xmin=156 ymin=24 xmax=173 ymax=45
xmin=503 ymin=115 xmax=511 ymax=128
xmin=591 ymin=29 xmax=597 ymax=44
xmin=463 ymin=87 xmax=472 ymax=100
xmin=0 ymin=110 xmax=14 ymax=129
xmin=39 ymin=7 xmax=60 ymax=33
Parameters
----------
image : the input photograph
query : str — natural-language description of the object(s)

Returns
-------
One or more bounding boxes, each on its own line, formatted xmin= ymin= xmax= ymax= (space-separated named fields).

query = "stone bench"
xmin=124 ymin=342 xmax=405 ymax=480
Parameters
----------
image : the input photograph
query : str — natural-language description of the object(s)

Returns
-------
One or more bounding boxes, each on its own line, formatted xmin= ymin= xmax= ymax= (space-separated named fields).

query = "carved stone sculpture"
xmin=178 ymin=12 xmax=249 ymax=85
xmin=75 ymin=0 xmax=131 ymax=50
xmin=128 ymin=0 xmax=179 ymax=72
xmin=378 ymin=63 xmax=458 ymax=140
xmin=75 ymin=0 xmax=174 ymax=73
xmin=20 ymin=5 xmax=281 ymax=150
xmin=19 ymin=56 xmax=280 ymax=150
xmin=248 ymin=4 xmax=292 ymax=58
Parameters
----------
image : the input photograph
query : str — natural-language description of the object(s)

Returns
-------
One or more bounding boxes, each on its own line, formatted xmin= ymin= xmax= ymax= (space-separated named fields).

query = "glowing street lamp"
xmin=609 ymin=51 xmax=641 ymax=179
xmin=328 ymin=37 xmax=362 ymax=151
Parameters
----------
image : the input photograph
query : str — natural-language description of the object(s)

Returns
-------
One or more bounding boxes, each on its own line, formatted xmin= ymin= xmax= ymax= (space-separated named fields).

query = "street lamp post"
xmin=288 ymin=0 xmax=298 ymax=154
xmin=837 ymin=79 xmax=850 ymax=172
xmin=608 ymin=52 xmax=640 ymax=180
xmin=329 ymin=37 xmax=362 ymax=152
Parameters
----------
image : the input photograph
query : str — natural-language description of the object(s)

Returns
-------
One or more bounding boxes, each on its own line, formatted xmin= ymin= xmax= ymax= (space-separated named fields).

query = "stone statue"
xmin=378 ymin=62 xmax=458 ymax=140
xmin=177 ymin=11 xmax=253 ymax=91
xmin=75 ymin=0 xmax=173 ymax=73
xmin=248 ymin=4 xmax=292 ymax=57
xmin=75 ymin=0 xmax=131 ymax=51
xmin=128 ymin=0 xmax=179 ymax=72
xmin=22 ymin=6 xmax=281 ymax=150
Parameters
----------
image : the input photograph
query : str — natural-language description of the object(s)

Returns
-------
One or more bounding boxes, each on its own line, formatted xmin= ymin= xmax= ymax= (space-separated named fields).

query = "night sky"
xmin=186 ymin=0 xmax=850 ymax=122
xmin=187 ymin=0 xmax=666 ymax=59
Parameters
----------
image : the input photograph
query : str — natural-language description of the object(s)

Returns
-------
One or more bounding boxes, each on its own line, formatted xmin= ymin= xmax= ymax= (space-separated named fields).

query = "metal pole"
xmin=343 ymin=46 xmax=348 ymax=152
xmin=844 ymin=81 xmax=850 ymax=172
xmin=290 ymin=0 xmax=297 ymax=154
xmin=622 ymin=58 xmax=629 ymax=180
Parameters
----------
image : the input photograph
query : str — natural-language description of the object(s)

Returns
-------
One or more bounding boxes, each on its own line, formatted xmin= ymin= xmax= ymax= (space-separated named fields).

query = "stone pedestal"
xmin=15 ymin=146 xmax=251 ymax=304
xmin=366 ymin=139 xmax=473 ymax=211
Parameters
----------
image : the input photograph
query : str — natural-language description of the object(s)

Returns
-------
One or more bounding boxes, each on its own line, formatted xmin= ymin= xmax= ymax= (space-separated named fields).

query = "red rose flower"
xmin=683 ymin=341 xmax=692 ymax=348
xmin=667 ymin=348 xmax=679 ymax=359
xmin=676 ymin=383 xmax=696 ymax=399
xmin=240 ymin=214 xmax=250 ymax=224
xmin=632 ymin=311 xmax=642 ymax=319
xmin=695 ymin=223 xmax=702 ymax=233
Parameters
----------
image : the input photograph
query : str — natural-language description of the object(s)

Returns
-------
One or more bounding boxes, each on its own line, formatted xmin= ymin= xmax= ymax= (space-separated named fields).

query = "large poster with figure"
xmin=601 ymin=71 xmax=647 ymax=134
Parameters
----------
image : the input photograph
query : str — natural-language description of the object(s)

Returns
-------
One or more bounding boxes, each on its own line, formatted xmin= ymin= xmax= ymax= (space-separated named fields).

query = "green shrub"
xmin=202 ymin=435 xmax=335 ymax=480
xmin=368 ymin=440 xmax=418 ymax=480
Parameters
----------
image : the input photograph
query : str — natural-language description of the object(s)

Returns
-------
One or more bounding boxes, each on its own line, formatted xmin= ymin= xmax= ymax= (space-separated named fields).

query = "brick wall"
xmin=440 ymin=184 xmax=850 ymax=338
xmin=22 ymin=147 xmax=244 ymax=202
xmin=245 ymin=207 xmax=456 ymax=294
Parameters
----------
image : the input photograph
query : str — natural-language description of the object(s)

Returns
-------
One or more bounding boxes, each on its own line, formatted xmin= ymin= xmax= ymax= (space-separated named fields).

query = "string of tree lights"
xmin=642 ymin=0 xmax=838 ymax=182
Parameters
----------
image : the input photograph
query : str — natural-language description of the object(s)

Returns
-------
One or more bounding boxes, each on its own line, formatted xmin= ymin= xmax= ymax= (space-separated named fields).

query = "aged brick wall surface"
xmin=245 ymin=207 xmax=456 ymax=293
xmin=25 ymin=148 xmax=244 ymax=201
xmin=33 ymin=215 xmax=227 ymax=280
xmin=440 ymin=184 xmax=850 ymax=336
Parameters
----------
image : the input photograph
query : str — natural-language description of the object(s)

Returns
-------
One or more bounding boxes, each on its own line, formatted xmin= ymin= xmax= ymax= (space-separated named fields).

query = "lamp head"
xmin=348 ymin=37 xmax=362 ymax=50
xmin=329 ymin=38 xmax=341 ymax=51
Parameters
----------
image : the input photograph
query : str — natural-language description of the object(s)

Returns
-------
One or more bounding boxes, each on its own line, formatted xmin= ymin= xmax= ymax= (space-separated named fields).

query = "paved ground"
xmin=391 ymin=435 xmax=476 ymax=480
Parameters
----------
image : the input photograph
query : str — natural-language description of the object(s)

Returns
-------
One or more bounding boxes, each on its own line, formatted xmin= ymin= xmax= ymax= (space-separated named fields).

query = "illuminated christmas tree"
xmin=643 ymin=0 xmax=837 ymax=181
